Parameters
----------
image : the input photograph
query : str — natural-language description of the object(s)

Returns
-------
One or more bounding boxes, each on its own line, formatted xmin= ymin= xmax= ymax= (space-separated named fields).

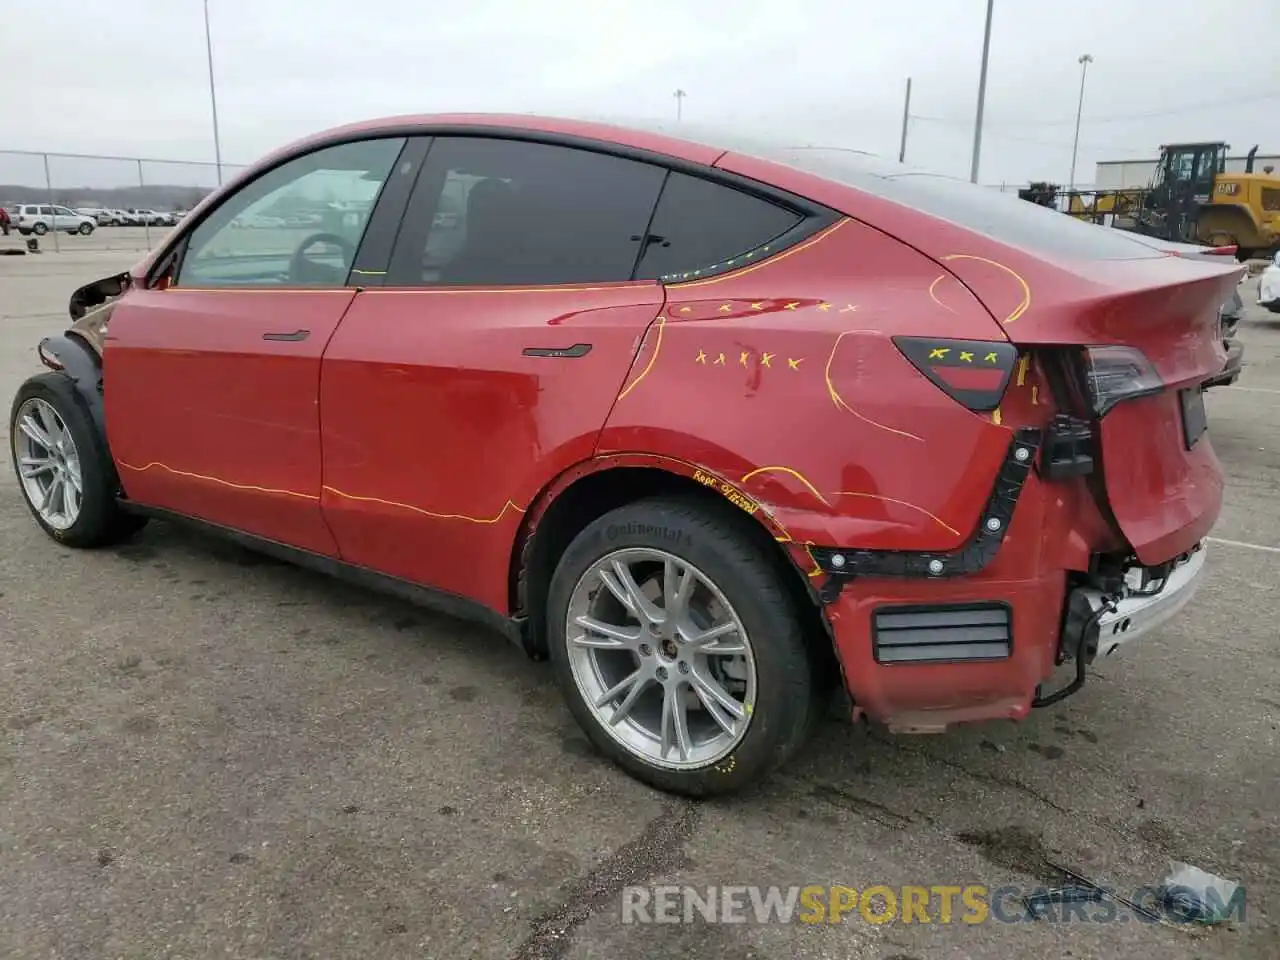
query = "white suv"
xmin=8 ymin=204 xmax=96 ymax=236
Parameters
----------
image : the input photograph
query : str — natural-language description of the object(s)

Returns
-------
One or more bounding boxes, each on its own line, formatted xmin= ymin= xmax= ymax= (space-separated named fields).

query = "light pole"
xmin=203 ymin=0 xmax=224 ymax=185
xmin=969 ymin=0 xmax=995 ymax=183
xmin=1068 ymin=53 xmax=1094 ymax=190
xmin=898 ymin=77 xmax=912 ymax=163
xmin=673 ymin=89 xmax=687 ymax=122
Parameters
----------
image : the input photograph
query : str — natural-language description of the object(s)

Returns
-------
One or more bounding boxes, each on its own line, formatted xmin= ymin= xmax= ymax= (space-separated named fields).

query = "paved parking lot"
xmin=1 ymin=235 xmax=1277 ymax=959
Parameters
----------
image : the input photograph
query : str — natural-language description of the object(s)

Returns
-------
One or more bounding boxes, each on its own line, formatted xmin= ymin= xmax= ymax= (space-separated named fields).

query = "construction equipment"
xmin=1047 ymin=143 xmax=1280 ymax=260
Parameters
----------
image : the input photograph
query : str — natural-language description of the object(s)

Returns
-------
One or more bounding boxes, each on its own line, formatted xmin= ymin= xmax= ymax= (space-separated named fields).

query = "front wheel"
xmin=547 ymin=497 xmax=822 ymax=797
xmin=10 ymin=373 xmax=146 ymax=547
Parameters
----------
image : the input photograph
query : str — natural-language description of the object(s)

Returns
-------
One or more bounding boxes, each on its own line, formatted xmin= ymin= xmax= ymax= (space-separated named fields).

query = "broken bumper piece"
xmin=1079 ymin=544 xmax=1208 ymax=658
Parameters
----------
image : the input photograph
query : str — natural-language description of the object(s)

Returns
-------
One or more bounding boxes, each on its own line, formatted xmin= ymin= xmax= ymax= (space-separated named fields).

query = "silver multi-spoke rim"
xmin=566 ymin=547 xmax=757 ymax=770
xmin=13 ymin=398 xmax=83 ymax=531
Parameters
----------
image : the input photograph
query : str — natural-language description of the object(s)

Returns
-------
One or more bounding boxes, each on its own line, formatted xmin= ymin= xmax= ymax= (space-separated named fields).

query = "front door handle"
xmin=262 ymin=329 xmax=310 ymax=342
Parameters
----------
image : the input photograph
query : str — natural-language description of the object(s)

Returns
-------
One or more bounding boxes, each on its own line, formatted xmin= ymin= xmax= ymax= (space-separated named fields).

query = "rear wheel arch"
xmin=509 ymin=460 xmax=837 ymax=677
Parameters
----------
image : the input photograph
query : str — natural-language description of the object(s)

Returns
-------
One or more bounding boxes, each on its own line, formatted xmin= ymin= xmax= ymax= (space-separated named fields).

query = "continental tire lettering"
xmin=605 ymin=522 xmax=692 ymax=547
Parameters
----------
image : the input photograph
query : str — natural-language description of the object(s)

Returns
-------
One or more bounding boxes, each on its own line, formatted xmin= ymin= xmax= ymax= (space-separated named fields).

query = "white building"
xmin=1095 ymin=151 xmax=1280 ymax=190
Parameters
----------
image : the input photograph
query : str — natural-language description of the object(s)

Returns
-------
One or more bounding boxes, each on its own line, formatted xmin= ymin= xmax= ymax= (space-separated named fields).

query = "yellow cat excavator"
xmin=1048 ymin=143 xmax=1280 ymax=260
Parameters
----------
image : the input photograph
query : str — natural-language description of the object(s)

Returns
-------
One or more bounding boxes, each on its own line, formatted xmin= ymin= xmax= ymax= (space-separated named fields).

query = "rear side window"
xmin=385 ymin=137 xmax=667 ymax=286
xmin=633 ymin=172 xmax=802 ymax=281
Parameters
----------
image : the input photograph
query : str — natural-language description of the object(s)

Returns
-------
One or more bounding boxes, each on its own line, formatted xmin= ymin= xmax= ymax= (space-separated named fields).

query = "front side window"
xmin=177 ymin=137 xmax=405 ymax=288
xmin=385 ymin=137 xmax=667 ymax=286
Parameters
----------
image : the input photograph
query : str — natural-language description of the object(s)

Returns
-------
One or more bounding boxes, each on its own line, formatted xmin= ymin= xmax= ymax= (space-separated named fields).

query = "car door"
xmin=103 ymin=136 xmax=409 ymax=554
xmin=318 ymin=135 xmax=669 ymax=611
xmin=53 ymin=206 xmax=76 ymax=230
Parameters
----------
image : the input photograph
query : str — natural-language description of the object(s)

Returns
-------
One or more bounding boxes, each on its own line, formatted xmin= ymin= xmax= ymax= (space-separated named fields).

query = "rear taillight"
xmin=1081 ymin=345 xmax=1163 ymax=415
xmin=892 ymin=337 xmax=1017 ymax=411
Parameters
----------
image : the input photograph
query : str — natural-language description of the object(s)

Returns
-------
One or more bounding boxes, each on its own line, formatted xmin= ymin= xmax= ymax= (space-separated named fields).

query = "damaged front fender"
xmin=36 ymin=333 xmax=107 ymax=439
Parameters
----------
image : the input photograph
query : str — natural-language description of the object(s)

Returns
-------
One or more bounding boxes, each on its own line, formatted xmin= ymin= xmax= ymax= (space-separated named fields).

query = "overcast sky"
xmin=4 ymin=0 xmax=1278 ymax=191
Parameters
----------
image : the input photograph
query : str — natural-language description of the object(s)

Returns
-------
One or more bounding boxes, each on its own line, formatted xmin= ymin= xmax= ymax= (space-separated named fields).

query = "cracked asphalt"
xmin=1 ymin=233 xmax=1277 ymax=959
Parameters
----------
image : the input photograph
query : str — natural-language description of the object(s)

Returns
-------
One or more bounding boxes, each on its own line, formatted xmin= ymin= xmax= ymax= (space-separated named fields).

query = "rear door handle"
xmin=262 ymin=329 xmax=310 ymax=342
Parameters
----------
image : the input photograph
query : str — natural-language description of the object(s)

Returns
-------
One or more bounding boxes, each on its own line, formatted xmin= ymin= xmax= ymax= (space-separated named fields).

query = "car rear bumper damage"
xmin=804 ymin=418 xmax=1212 ymax=730
xmin=822 ymin=544 xmax=1209 ymax=731
xmin=1073 ymin=543 xmax=1206 ymax=659
xmin=1203 ymin=339 xmax=1243 ymax=388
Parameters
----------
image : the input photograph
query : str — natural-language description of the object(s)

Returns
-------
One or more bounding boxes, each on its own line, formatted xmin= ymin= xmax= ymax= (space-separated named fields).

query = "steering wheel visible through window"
xmin=288 ymin=232 xmax=357 ymax=285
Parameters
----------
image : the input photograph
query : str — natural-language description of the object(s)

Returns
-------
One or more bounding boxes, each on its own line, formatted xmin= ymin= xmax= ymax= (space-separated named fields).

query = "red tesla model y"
xmin=9 ymin=115 xmax=1240 ymax=795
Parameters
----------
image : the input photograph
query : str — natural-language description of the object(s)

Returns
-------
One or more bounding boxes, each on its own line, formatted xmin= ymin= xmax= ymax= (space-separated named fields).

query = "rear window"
xmin=633 ymin=172 xmax=802 ymax=281
xmin=763 ymin=148 xmax=1163 ymax=261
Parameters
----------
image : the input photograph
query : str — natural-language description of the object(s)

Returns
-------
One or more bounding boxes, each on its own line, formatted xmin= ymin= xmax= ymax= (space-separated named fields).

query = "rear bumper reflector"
xmin=872 ymin=602 xmax=1012 ymax=664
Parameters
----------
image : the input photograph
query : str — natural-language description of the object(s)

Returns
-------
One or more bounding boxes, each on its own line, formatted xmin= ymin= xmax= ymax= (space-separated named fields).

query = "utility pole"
xmin=898 ymin=77 xmax=912 ymax=163
xmin=203 ymin=0 xmax=224 ymax=185
xmin=1068 ymin=53 xmax=1094 ymax=190
xmin=673 ymin=89 xmax=687 ymax=122
xmin=969 ymin=0 xmax=995 ymax=183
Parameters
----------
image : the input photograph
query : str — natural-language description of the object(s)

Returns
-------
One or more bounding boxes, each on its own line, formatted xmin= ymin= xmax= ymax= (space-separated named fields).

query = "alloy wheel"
xmin=13 ymin=398 xmax=83 ymax=531
xmin=565 ymin=547 xmax=757 ymax=769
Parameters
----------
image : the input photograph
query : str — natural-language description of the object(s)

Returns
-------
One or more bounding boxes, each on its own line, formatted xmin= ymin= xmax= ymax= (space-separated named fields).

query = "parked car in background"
xmin=8 ymin=204 xmax=95 ymax=236
xmin=9 ymin=115 xmax=1243 ymax=796
xmin=75 ymin=208 xmax=113 ymax=226
xmin=125 ymin=208 xmax=168 ymax=227
xmin=1259 ymin=252 xmax=1280 ymax=313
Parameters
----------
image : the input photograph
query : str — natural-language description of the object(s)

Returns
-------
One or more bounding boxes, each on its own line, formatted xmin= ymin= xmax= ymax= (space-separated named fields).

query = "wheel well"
xmin=1199 ymin=204 xmax=1262 ymax=247
xmin=512 ymin=466 xmax=838 ymax=677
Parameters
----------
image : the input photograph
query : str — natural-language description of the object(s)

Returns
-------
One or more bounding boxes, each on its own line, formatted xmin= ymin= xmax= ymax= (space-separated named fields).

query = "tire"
xmin=9 ymin=373 xmax=147 ymax=548
xmin=77 ymin=222 xmax=93 ymax=236
xmin=547 ymin=496 xmax=821 ymax=797
xmin=32 ymin=222 xmax=48 ymax=236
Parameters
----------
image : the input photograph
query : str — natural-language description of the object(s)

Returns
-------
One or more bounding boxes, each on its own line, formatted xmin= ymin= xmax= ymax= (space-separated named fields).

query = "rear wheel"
xmin=10 ymin=374 xmax=146 ymax=547
xmin=547 ymin=497 xmax=821 ymax=796
xmin=32 ymin=222 xmax=48 ymax=236
xmin=77 ymin=222 xmax=93 ymax=236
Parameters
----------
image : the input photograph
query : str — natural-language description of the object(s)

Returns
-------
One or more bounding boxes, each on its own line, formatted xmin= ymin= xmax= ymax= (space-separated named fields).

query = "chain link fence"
xmin=0 ymin=150 xmax=247 ymax=253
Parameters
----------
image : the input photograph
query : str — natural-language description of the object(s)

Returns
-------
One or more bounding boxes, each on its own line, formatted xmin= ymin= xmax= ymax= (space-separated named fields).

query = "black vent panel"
xmin=872 ymin=603 xmax=1012 ymax=664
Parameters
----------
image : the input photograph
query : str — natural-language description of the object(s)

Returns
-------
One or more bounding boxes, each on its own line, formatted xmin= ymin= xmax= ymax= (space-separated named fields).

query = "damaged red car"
xmin=9 ymin=115 xmax=1241 ymax=796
